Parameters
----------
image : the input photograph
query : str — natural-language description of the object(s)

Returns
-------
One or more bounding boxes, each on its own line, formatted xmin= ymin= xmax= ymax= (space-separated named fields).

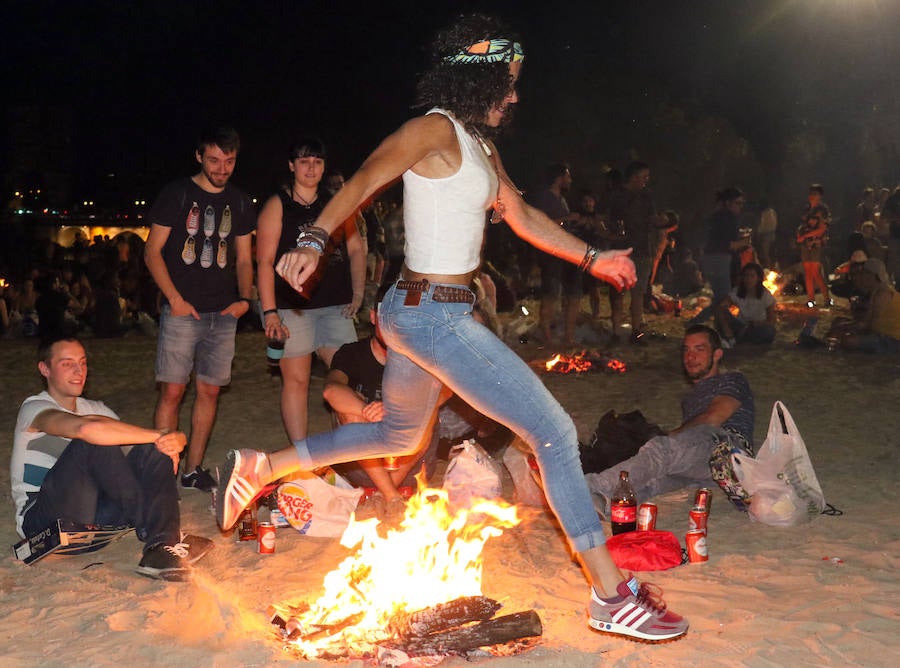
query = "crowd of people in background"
xmin=3 ymin=156 xmax=900 ymax=360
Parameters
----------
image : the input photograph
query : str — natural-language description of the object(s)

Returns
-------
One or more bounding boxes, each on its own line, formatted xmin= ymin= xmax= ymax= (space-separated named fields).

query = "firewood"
xmin=389 ymin=610 xmax=542 ymax=654
xmin=389 ymin=596 xmax=502 ymax=639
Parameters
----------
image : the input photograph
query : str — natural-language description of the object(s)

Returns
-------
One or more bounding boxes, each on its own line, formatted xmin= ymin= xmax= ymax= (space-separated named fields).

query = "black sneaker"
xmin=181 ymin=466 xmax=218 ymax=492
xmin=179 ymin=533 xmax=214 ymax=564
xmin=135 ymin=543 xmax=191 ymax=581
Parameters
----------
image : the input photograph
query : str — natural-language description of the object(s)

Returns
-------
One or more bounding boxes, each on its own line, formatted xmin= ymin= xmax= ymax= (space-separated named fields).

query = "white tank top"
xmin=401 ymin=109 xmax=497 ymax=275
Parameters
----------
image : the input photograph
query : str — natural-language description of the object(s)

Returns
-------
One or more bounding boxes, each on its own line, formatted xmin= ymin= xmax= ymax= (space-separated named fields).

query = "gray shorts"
xmin=156 ymin=305 xmax=237 ymax=386
xmin=279 ymin=304 xmax=357 ymax=357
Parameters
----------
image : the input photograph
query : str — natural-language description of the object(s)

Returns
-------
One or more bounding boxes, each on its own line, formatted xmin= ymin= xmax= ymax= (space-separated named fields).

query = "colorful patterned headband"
xmin=445 ymin=38 xmax=525 ymax=64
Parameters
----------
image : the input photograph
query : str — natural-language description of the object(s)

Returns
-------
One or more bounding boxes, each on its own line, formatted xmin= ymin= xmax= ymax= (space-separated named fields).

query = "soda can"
xmin=686 ymin=529 xmax=708 ymax=563
xmin=257 ymin=522 xmax=276 ymax=554
xmin=269 ymin=507 xmax=289 ymax=529
xmin=688 ymin=508 xmax=709 ymax=533
xmin=693 ymin=488 xmax=712 ymax=513
xmin=637 ymin=503 xmax=657 ymax=531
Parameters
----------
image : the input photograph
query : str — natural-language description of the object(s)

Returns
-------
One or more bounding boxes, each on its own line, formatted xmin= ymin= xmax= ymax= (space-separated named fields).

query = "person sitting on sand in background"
xmin=829 ymin=258 xmax=900 ymax=353
xmin=217 ymin=13 xmax=688 ymax=643
xmin=715 ymin=262 xmax=776 ymax=348
xmin=584 ymin=325 xmax=754 ymax=511
xmin=10 ymin=336 xmax=213 ymax=581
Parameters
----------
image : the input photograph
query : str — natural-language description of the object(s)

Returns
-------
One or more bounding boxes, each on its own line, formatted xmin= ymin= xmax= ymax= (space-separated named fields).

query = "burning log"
xmin=387 ymin=610 xmax=542 ymax=655
xmin=388 ymin=595 xmax=502 ymax=639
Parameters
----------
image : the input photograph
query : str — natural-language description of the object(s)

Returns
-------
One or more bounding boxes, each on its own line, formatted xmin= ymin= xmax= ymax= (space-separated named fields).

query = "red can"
xmin=688 ymin=508 xmax=709 ymax=533
xmin=257 ymin=522 xmax=276 ymax=554
xmin=685 ymin=529 xmax=708 ymax=563
xmin=693 ymin=488 xmax=712 ymax=513
xmin=637 ymin=503 xmax=657 ymax=531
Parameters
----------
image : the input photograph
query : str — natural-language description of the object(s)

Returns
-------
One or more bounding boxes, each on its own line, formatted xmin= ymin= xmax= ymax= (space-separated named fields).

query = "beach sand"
xmin=1 ymin=296 xmax=898 ymax=667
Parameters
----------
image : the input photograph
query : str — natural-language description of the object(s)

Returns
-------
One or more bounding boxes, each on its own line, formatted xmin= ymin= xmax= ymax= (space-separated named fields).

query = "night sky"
xmin=4 ymin=0 xmax=899 ymax=222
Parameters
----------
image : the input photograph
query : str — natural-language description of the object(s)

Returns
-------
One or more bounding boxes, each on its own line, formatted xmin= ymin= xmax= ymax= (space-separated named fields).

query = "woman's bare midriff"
xmin=400 ymin=263 xmax=476 ymax=288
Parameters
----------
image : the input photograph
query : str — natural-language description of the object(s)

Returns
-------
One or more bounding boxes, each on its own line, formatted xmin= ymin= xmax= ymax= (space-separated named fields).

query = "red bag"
xmin=605 ymin=530 xmax=685 ymax=571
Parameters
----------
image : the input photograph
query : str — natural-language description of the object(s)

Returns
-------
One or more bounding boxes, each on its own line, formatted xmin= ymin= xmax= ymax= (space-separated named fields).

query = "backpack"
xmin=579 ymin=410 xmax=664 ymax=474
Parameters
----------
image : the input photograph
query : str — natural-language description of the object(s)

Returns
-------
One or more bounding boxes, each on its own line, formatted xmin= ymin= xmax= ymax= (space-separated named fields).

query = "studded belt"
xmin=396 ymin=279 xmax=474 ymax=306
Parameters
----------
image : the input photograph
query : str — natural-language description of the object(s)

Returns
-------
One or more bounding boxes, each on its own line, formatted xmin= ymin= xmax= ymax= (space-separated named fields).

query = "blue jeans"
xmin=584 ymin=425 xmax=740 ymax=507
xmin=22 ymin=440 xmax=180 ymax=551
xmin=295 ymin=280 xmax=607 ymax=553
xmin=692 ymin=252 xmax=733 ymax=325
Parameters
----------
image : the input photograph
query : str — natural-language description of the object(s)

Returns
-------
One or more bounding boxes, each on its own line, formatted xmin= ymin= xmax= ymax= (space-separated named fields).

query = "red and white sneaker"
xmin=216 ymin=449 xmax=270 ymax=531
xmin=588 ymin=577 xmax=689 ymax=642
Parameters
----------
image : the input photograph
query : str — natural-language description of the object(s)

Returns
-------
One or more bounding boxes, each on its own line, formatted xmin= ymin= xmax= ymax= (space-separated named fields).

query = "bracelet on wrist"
xmin=263 ymin=308 xmax=278 ymax=316
xmin=295 ymin=225 xmax=330 ymax=255
xmin=579 ymin=245 xmax=600 ymax=273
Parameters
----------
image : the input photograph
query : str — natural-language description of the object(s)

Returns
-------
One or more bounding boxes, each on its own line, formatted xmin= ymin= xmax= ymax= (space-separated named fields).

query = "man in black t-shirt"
xmin=144 ymin=127 xmax=256 ymax=492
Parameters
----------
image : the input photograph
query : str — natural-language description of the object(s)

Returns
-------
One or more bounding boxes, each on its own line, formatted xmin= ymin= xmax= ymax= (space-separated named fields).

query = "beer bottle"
xmin=610 ymin=470 xmax=637 ymax=535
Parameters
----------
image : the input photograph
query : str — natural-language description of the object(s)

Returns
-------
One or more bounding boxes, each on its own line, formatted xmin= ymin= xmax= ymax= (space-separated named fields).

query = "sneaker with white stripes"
xmin=588 ymin=577 xmax=688 ymax=642
xmin=216 ymin=449 xmax=271 ymax=531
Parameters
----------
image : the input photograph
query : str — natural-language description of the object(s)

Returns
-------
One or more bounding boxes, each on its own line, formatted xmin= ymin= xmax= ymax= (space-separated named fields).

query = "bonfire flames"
xmin=268 ymin=484 xmax=532 ymax=661
xmin=763 ymin=270 xmax=780 ymax=295
xmin=545 ymin=350 xmax=627 ymax=374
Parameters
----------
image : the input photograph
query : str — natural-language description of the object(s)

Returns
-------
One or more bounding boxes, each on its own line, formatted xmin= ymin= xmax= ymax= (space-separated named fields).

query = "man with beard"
xmin=585 ymin=324 xmax=754 ymax=511
xmin=144 ymin=127 xmax=256 ymax=492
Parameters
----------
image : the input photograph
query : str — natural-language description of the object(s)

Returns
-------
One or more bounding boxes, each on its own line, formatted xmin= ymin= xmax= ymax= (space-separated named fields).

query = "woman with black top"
xmin=256 ymin=138 xmax=367 ymax=441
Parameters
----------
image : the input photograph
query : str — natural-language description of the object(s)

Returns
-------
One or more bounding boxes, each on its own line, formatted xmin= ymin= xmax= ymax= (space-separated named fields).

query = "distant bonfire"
xmin=544 ymin=350 xmax=626 ymax=375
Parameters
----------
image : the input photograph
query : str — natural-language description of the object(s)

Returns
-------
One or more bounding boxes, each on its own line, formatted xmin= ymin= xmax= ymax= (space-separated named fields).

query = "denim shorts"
xmin=156 ymin=305 xmax=237 ymax=386
xmin=279 ymin=304 xmax=357 ymax=357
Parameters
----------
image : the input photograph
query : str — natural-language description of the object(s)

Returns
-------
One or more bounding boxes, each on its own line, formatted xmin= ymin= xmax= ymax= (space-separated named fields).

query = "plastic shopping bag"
xmin=276 ymin=470 xmax=364 ymax=537
xmin=502 ymin=436 xmax=548 ymax=508
xmin=733 ymin=401 xmax=826 ymax=526
xmin=442 ymin=439 xmax=503 ymax=508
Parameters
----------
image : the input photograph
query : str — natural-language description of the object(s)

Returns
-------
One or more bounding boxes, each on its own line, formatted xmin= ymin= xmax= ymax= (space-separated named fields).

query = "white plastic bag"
xmin=276 ymin=470 xmax=363 ymax=537
xmin=502 ymin=436 xmax=548 ymax=508
xmin=733 ymin=401 xmax=826 ymax=526
xmin=442 ymin=439 xmax=503 ymax=507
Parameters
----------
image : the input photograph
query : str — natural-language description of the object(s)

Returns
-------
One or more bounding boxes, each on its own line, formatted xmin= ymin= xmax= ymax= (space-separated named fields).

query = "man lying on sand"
xmin=585 ymin=324 xmax=755 ymax=511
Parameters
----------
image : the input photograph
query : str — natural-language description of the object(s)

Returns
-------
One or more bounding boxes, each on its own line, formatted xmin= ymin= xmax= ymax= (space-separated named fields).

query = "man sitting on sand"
xmin=585 ymin=324 xmax=754 ymax=511
xmin=10 ymin=336 xmax=213 ymax=581
xmin=828 ymin=258 xmax=900 ymax=353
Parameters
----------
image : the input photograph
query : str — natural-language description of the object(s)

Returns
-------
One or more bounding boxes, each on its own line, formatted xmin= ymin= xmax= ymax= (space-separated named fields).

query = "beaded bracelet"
xmin=578 ymin=245 xmax=600 ymax=273
xmin=295 ymin=225 xmax=330 ymax=255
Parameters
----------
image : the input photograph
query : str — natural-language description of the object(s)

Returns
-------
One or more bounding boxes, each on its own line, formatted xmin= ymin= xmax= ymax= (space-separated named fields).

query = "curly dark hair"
xmin=414 ymin=13 xmax=521 ymax=137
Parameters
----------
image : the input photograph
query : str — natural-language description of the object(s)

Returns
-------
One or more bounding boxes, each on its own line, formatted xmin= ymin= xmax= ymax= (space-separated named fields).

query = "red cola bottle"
xmin=610 ymin=470 xmax=637 ymax=535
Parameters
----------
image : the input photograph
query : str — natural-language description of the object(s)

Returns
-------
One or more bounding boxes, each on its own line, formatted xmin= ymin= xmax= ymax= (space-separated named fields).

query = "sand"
xmin=1 ymin=295 xmax=898 ymax=667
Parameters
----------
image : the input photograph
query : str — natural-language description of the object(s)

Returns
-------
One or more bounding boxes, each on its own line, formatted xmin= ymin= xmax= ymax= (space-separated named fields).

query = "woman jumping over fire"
xmin=217 ymin=13 xmax=688 ymax=643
